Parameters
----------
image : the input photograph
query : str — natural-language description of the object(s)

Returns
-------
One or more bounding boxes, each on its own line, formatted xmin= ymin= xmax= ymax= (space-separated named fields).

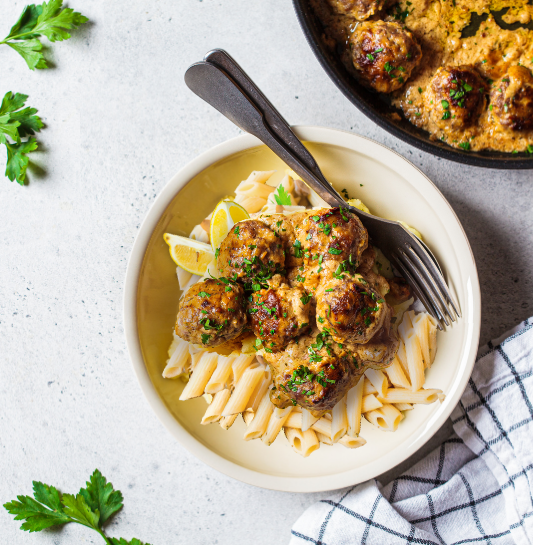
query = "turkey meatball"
xmin=217 ymin=219 xmax=285 ymax=282
xmin=490 ymin=66 xmax=533 ymax=131
xmin=427 ymin=66 xmax=486 ymax=131
xmin=256 ymin=213 xmax=302 ymax=268
xmin=293 ymin=207 xmax=368 ymax=272
xmin=327 ymin=0 xmax=388 ymax=21
xmin=349 ymin=21 xmax=422 ymax=93
xmin=248 ymin=285 xmax=311 ymax=352
xmin=315 ymin=274 xmax=387 ymax=344
xmin=175 ymin=279 xmax=247 ymax=347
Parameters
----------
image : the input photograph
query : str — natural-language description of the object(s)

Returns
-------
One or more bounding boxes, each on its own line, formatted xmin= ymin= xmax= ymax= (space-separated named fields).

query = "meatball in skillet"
xmin=217 ymin=219 xmax=285 ymax=282
xmin=490 ymin=66 xmax=533 ymax=131
xmin=176 ymin=279 xmax=247 ymax=347
xmin=349 ymin=21 xmax=422 ymax=93
xmin=248 ymin=284 xmax=311 ymax=352
xmin=315 ymin=274 xmax=387 ymax=344
xmin=293 ymin=207 xmax=368 ymax=272
xmin=264 ymin=328 xmax=364 ymax=411
xmin=327 ymin=0 xmax=388 ymax=21
xmin=256 ymin=213 xmax=302 ymax=268
xmin=427 ymin=66 xmax=486 ymax=131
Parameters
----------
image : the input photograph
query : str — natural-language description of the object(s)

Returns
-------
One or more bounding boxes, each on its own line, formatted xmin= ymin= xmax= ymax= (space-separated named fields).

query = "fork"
xmin=184 ymin=49 xmax=460 ymax=329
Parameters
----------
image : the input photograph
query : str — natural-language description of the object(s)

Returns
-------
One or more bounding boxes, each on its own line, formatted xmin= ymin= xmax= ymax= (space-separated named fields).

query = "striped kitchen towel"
xmin=290 ymin=318 xmax=533 ymax=545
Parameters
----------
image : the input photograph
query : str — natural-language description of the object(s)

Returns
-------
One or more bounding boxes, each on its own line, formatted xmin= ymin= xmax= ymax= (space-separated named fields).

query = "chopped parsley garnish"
xmin=197 ymin=291 xmax=211 ymax=298
xmin=201 ymin=333 xmax=210 ymax=344
xmin=234 ymin=225 xmax=240 ymax=236
xmin=293 ymin=240 xmax=303 ymax=258
xmin=300 ymin=294 xmax=312 ymax=305
xmin=459 ymin=142 xmax=470 ymax=151
xmin=328 ymin=247 xmax=342 ymax=255
xmin=215 ymin=248 xmax=220 ymax=259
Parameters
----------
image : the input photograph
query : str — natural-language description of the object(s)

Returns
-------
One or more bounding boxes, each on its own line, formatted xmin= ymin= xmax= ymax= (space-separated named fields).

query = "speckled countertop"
xmin=1 ymin=1 xmax=532 ymax=543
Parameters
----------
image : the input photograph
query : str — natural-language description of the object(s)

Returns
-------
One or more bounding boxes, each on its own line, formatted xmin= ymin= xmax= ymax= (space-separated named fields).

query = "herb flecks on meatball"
xmin=217 ymin=219 xmax=285 ymax=283
xmin=315 ymin=274 xmax=387 ymax=344
xmin=349 ymin=21 xmax=422 ymax=94
xmin=427 ymin=66 xmax=486 ymax=131
xmin=293 ymin=207 xmax=368 ymax=272
xmin=490 ymin=66 xmax=533 ymax=132
xmin=327 ymin=0 xmax=388 ymax=21
xmin=257 ymin=213 xmax=302 ymax=268
xmin=176 ymin=278 xmax=247 ymax=347
xmin=248 ymin=285 xmax=311 ymax=352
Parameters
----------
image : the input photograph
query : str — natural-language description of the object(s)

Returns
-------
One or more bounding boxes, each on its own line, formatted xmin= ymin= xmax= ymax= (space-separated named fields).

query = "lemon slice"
xmin=209 ymin=199 xmax=249 ymax=251
xmin=163 ymin=233 xmax=214 ymax=276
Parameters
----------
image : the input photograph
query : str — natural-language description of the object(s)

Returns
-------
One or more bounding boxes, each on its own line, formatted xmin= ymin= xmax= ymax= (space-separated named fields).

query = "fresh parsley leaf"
xmin=4 ymin=469 xmax=149 ymax=543
xmin=1 ymin=0 xmax=89 ymax=70
xmin=274 ymin=184 xmax=292 ymax=206
xmin=0 ymin=91 xmax=43 ymax=185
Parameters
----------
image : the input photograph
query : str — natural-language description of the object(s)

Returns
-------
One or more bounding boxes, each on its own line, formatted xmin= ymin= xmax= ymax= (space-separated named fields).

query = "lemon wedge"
xmin=163 ymin=233 xmax=214 ymax=276
xmin=209 ymin=199 xmax=249 ymax=251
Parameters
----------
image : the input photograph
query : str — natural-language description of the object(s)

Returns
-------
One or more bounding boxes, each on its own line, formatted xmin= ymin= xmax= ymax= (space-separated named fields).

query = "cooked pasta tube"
xmin=163 ymin=336 xmax=191 ymax=378
xmin=438 ymin=393 xmax=446 ymax=403
xmin=384 ymin=356 xmax=411 ymax=389
xmin=284 ymin=427 xmax=320 ymax=458
xmin=346 ymin=377 xmax=364 ymax=437
xmin=189 ymin=224 xmax=209 ymax=244
xmin=365 ymin=369 xmax=388 ymax=397
xmin=404 ymin=329 xmax=425 ymax=391
xmin=396 ymin=341 xmax=410 ymax=379
xmin=377 ymin=388 xmax=442 ymax=404
xmin=412 ymin=313 xmax=430 ymax=368
xmin=242 ymin=411 xmax=254 ymax=426
xmin=394 ymin=403 xmax=414 ymax=411
xmin=245 ymin=368 xmax=271 ymax=413
xmin=366 ymin=404 xmax=404 ymax=432
xmin=339 ymin=434 xmax=367 ymax=449
xmin=398 ymin=313 xmax=413 ymax=343
xmin=284 ymin=412 xmax=334 ymax=441
xmin=176 ymin=267 xmax=193 ymax=291
xmin=316 ymin=432 xmax=333 ymax=445
xmin=262 ymin=406 xmax=293 ymax=446
xmin=223 ymin=363 xmax=266 ymax=416
xmin=244 ymin=170 xmax=275 ymax=184
xmin=428 ymin=316 xmax=438 ymax=365
xmin=189 ymin=348 xmax=205 ymax=370
xmin=331 ymin=395 xmax=348 ymax=443
xmin=234 ymin=195 xmax=268 ymax=214
xmin=219 ymin=413 xmax=238 ymax=430
xmin=205 ymin=354 xmax=236 ymax=394
xmin=243 ymin=391 xmax=274 ymax=441
xmin=301 ymin=408 xmax=319 ymax=432
xmin=363 ymin=377 xmax=378 ymax=395
xmin=362 ymin=393 xmax=383 ymax=413
xmin=201 ymin=389 xmax=231 ymax=425
xmin=231 ymin=354 xmax=255 ymax=386
xmin=179 ymin=351 xmax=218 ymax=400
xmin=235 ymin=180 xmax=276 ymax=200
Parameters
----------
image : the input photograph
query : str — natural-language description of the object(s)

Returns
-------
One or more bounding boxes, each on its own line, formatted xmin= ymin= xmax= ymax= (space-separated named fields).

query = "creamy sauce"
xmin=311 ymin=0 xmax=533 ymax=152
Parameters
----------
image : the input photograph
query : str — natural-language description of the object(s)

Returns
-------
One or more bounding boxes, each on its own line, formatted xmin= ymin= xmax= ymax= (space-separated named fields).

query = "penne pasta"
xmin=362 ymin=393 xmax=383 ymax=413
xmin=377 ymin=388 xmax=442 ymax=404
xmin=284 ymin=427 xmax=320 ymax=458
xmin=262 ymin=407 xmax=293 ymax=446
xmin=301 ymin=408 xmax=319 ymax=432
xmin=163 ymin=336 xmax=191 ymax=378
xmin=404 ymin=329 xmax=425 ymax=391
xmin=384 ymin=356 xmax=411 ymax=389
xmin=346 ymin=377 xmax=364 ymax=437
xmin=363 ymin=377 xmax=378 ymax=395
xmin=235 ymin=180 xmax=276 ymax=200
xmin=412 ymin=313 xmax=430 ymax=368
xmin=394 ymin=402 xmax=414 ymax=411
xmin=339 ymin=434 xmax=367 ymax=449
xmin=366 ymin=404 xmax=404 ymax=432
xmin=179 ymin=351 xmax=218 ymax=400
xmin=231 ymin=354 xmax=255 ymax=386
xmin=245 ymin=368 xmax=272 ymax=413
xmin=234 ymin=195 xmax=268 ymax=214
xmin=243 ymin=391 xmax=274 ymax=441
xmin=201 ymin=389 xmax=231 ymax=424
xmin=331 ymin=395 xmax=348 ymax=443
xmin=205 ymin=354 xmax=236 ymax=394
xmin=396 ymin=341 xmax=410 ymax=380
xmin=242 ymin=411 xmax=254 ymax=426
xmin=176 ymin=267 xmax=193 ymax=291
xmin=189 ymin=223 xmax=209 ymax=244
xmin=244 ymin=170 xmax=275 ymax=184
xmin=316 ymin=432 xmax=333 ymax=445
xmin=428 ymin=315 xmax=438 ymax=365
xmin=365 ymin=369 xmax=388 ymax=397
xmin=223 ymin=363 xmax=266 ymax=416
xmin=219 ymin=413 xmax=238 ymax=430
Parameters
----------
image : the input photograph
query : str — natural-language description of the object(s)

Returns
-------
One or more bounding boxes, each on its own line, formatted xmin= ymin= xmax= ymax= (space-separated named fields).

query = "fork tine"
xmin=402 ymin=248 xmax=456 ymax=324
xmin=391 ymin=254 xmax=446 ymax=330
xmin=408 ymin=243 xmax=461 ymax=319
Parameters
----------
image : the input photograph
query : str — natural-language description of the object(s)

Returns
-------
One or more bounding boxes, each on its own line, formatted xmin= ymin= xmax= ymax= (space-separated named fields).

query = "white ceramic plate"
xmin=124 ymin=126 xmax=480 ymax=492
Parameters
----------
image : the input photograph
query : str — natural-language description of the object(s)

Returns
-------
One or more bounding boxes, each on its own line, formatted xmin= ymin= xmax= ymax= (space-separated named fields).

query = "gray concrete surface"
xmin=1 ymin=1 xmax=532 ymax=543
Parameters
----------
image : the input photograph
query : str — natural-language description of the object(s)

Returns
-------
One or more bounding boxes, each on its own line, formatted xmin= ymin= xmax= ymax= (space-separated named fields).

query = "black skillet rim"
xmin=292 ymin=0 xmax=533 ymax=169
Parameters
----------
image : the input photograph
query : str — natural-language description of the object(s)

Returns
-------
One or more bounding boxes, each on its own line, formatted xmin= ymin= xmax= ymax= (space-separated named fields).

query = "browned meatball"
xmin=175 ymin=279 xmax=247 ymax=347
xmin=248 ymin=285 xmax=311 ymax=352
xmin=265 ymin=328 xmax=364 ymax=410
xmin=349 ymin=21 xmax=422 ymax=93
xmin=388 ymin=276 xmax=411 ymax=304
xmin=356 ymin=245 xmax=376 ymax=274
xmin=315 ymin=274 xmax=387 ymax=344
xmin=256 ymin=212 xmax=302 ymax=268
xmin=427 ymin=66 xmax=486 ymax=130
xmin=293 ymin=207 xmax=368 ymax=272
xmin=490 ymin=66 xmax=533 ymax=131
xmin=327 ymin=0 xmax=388 ymax=21
xmin=217 ymin=219 xmax=285 ymax=282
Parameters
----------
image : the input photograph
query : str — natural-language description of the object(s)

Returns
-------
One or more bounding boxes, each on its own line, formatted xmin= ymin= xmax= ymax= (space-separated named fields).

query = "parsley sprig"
xmin=1 ymin=0 xmax=88 ymax=70
xmin=0 ymin=91 xmax=43 ymax=185
xmin=4 ymin=469 xmax=151 ymax=544
xmin=273 ymin=184 xmax=292 ymax=206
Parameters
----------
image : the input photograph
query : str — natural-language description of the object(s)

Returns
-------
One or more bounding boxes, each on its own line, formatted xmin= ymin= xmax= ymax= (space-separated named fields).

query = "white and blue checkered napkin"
xmin=291 ymin=318 xmax=533 ymax=545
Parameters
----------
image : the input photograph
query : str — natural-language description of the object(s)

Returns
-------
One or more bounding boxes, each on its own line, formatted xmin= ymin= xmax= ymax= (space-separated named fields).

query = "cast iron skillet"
xmin=293 ymin=0 xmax=533 ymax=169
